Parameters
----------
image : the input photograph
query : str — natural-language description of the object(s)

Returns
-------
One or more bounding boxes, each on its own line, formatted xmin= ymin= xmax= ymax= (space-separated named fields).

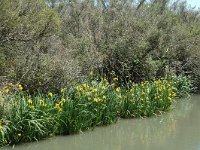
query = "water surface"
xmin=3 ymin=95 xmax=200 ymax=150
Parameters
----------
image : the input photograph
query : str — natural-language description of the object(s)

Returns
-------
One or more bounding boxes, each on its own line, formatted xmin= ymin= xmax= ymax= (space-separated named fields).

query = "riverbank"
xmin=3 ymin=95 xmax=198 ymax=150
xmin=0 ymin=76 xmax=192 ymax=147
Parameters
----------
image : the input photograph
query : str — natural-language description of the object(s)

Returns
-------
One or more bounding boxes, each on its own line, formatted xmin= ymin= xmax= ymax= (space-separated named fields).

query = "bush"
xmin=1 ymin=0 xmax=200 ymax=91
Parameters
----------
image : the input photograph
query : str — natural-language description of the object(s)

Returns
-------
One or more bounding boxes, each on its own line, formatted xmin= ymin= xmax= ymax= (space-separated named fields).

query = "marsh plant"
xmin=0 ymin=75 xmax=191 ymax=146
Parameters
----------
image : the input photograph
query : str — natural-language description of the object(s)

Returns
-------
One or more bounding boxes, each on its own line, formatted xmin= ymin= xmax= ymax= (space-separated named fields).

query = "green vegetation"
xmin=0 ymin=0 xmax=200 ymax=92
xmin=0 ymin=0 xmax=198 ymax=147
xmin=0 ymin=76 xmax=191 ymax=146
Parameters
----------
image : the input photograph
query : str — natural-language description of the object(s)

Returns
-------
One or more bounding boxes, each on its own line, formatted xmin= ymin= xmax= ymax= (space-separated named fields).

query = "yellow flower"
xmin=75 ymin=86 xmax=79 ymax=90
xmin=172 ymin=92 xmax=176 ymax=97
xmin=60 ymin=88 xmax=64 ymax=93
xmin=102 ymin=95 xmax=106 ymax=100
xmin=39 ymin=99 xmax=47 ymax=107
xmin=94 ymin=98 xmax=99 ymax=103
xmin=4 ymin=88 xmax=9 ymax=94
xmin=9 ymin=83 xmax=14 ymax=87
xmin=55 ymin=103 xmax=59 ymax=108
xmin=83 ymin=84 xmax=87 ymax=88
xmin=29 ymin=105 xmax=35 ymax=109
xmin=79 ymin=88 xmax=84 ymax=92
xmin=116 ymin=87 xmax=120 ymax=92
xmin=55 ymin=103 xmax=62 ymax=112
xmin=147 ymin=88 xmax=150 ymax=94
xmin=18 ymin=84 xmax=23 ymax=91
xmin=27 ymin=99 xmax=32 ymax=104
xmin=61 ymin=98 xmax=66 ymax=103
xmin=103 ymin=79 xmax=109 ymax=85
xmin=48 ymin=92 xmax=53 ymax=97
xmin=59 ymin=98 xmax=66 ymax=106
xmin=92 ymin=88 xmax=97 ymax=92
xmin=111 ymin=83 xmax=115 ymax=87
xmin=168 ymin=97 xmax=173 ymax=103
xmin=17 ymin=133 xmax=22 ymax=137
xmin=101 ymin=86 xmax=106 ymax=90
xmin=85 ymin=92 xmax=90 ymax=95
xmin=113 ymin=77 xmax=118 ymax=81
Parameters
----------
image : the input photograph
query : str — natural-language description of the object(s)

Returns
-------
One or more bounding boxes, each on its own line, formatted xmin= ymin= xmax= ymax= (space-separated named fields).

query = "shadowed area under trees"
xmin=0 ymin=0 xmax=200 ymax=92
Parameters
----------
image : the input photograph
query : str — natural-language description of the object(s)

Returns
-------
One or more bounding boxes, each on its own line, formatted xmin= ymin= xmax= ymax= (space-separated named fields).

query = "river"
xmin=2 ymin=95 xmax=200 ymax=150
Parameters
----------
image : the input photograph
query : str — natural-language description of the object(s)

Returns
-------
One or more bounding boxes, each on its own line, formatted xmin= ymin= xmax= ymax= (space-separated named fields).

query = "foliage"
xmin=0 ymin=76 xmax=191 ymax=146
xmin=0 ymin=0 xmax=197 ymax=147
xmin=167 ymin=75 xmax=192 ymax=97
xmin=54 ymin=0 xmax=200 ymax=88
xmin=120 ymin=79 xmax=177 ymax=118
xmin=0 ymin=0 xmax=200 ymax=91
xmin=0 ymin=0 xmax=80 ymax=91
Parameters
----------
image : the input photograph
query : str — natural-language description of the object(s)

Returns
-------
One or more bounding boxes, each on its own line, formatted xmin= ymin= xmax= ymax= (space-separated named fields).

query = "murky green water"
xmin=2 ymin=95 xmax=200 ymax=150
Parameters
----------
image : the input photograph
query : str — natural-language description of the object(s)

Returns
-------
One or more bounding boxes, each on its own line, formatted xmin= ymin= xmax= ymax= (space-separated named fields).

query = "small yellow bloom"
xmin=168 ymin=97 xmax=173 ymax=103
xmin=75 ymin=86 xmax=79 ymax=90
xmin=29 ymin=105 xmax=35 ymax=109
xmin=60 ymin=88 xmax=64 ymax=93
xmin=101 ymin=86 xmax=106 ymax=90
xmin=17 ymin=133 xmax=22 ymax=137
xmin=55 ymin=103 xmax=59 ymax=108
xmin=82 ymin=84 xmax=87 ymax=88
xmin=85 ymin=92 xmax=90 ymax=95
xmin=94 ymin=98 xmax=99 ymax=103
xmin=102 ymin=95 xmax=106 ymax=100
xmin=92 ymin=88 xmax=97 ymax=92
xmin=59 ymin=98 xmax=66 ymax=106
xmin=18 ymin=84 xmax=23 ymax=91
xmin=39 ymin=99 xmax=47 ymax=107
xmin=48 ymin=92 xmax=53 ymax=97
xmin=27 ymin=99 xmax=32 ymax=104
xmin=9 ymin=83 xmax=14 ymax=87
xmin=4 ymin=88 xmax=9 ymax=94
xmin=113 ymin=77 xmax=118 ymax=81
xmin=55 ymin=103 xmax=62 ymax=112
xmin=111 ymin=83 xmax=115 ymax=87
xmin=116 ymin=87 xmax=121 ymax=92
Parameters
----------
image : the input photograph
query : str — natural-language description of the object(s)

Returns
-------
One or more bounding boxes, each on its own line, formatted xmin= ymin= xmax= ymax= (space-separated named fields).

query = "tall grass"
xmin=0 ymin=75 xmax=191 ymax=146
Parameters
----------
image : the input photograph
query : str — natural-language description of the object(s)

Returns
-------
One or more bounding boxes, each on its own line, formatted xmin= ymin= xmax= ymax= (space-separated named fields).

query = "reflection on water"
xmin=2 ymin=95 xmax=200 ymax=150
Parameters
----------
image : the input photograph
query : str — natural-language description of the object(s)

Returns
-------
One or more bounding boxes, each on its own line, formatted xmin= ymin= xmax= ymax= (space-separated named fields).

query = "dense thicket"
xmin=0 ymin=0 xmax=200 ymax=92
